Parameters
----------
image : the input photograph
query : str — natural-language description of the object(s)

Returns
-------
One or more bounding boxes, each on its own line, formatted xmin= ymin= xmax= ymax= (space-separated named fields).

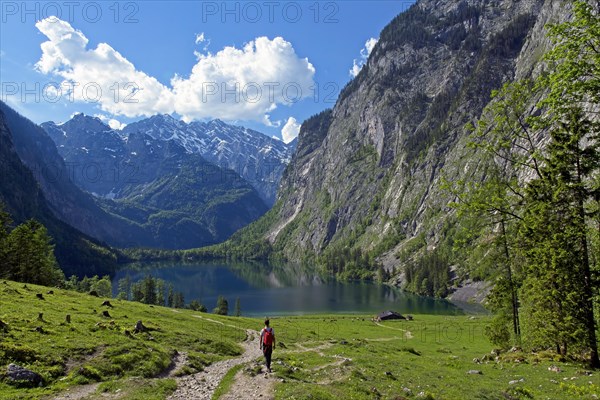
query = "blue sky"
xmin=1 ymin=1 xmax=414 ymax=141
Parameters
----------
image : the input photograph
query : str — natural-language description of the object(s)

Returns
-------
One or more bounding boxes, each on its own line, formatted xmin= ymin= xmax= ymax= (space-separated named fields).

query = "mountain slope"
xmin=0 ymin=108 xmax=118 ymax=277
xmin=41 ymin=113 xmax=269 ymax=249
xmin=233 ymin=0 xmax=561 ymax=280
xmin=0 ymin=102 xmax=154 ymax=248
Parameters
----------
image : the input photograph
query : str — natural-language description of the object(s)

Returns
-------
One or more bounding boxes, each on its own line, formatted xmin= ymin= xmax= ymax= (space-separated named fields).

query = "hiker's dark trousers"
xmin=263 ymin=345 xmax=273 ymax=369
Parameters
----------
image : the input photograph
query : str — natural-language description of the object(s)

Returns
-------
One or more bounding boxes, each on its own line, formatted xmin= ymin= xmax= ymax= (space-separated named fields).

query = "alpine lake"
xmin=112 ymin=261 xmax=476 ymax=316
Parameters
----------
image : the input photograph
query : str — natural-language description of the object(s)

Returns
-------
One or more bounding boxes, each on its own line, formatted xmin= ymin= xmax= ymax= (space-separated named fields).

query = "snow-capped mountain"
xmin=122 ymin=115 xmax=295 ymax=205
xmin=43 ymin=114 xmax=295 ymax=205
xmin=41 ymin=113 xmax=270 ymax=249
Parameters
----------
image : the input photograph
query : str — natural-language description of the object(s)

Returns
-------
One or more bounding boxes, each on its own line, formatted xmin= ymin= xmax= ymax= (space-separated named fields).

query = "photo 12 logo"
xmin=1 ymin=80 xmax=339 ymax=105
xmin=1 ymin=81 xmax=140 ymax=104
xmin=1 ymin=1 xmax=140 ymax=24
xmin=200 ymin=1 xmax=339 ymax=24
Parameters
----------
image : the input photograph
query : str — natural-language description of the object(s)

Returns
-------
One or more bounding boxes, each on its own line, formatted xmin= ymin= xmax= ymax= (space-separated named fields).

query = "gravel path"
xmin=220 ymin=367 xmax=275 ymax=400
xmin=168 ymin=324 xmax=263 ymax=400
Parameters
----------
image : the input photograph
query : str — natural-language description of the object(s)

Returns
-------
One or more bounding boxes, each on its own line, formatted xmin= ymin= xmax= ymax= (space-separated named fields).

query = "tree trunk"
xmin=501 ymin=220 xmax=521 ymax=340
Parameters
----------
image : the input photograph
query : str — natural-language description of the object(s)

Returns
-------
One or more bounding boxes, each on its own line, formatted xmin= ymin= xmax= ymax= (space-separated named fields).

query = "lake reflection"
xmin=112 ymin=261 xmax=461 ymax=316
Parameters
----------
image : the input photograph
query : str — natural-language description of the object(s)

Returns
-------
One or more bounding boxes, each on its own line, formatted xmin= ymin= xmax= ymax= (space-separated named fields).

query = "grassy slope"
xmin=0 ymin=280 xmax=598 ymax=399
xmin=0 ymin=280 xmax=250 ymax=399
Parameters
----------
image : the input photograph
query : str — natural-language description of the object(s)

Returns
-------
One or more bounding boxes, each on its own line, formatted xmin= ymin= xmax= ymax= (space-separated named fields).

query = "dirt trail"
xmin=374 ymin=321 xmax=414 ymax=339
xmin=168 ymin=334 xmax=259 ymax=399
xmin=49 ymin=383 xmax=100 ymax=400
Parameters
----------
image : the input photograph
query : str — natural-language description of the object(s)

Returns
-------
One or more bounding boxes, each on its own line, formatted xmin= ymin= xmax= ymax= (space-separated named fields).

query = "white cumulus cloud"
xmin=349 ymin=37 xmax=379 ymax=78
xmin=34 ymin=18 xmax=316 ymax=126
xmin=281 ymin=116 xmax=301 ymax=144
xmin=35 ymin=18 xmax=174 ymax=118
xmin=171 ymin=36 xmax=315 ymax=123
xmin=94 ymin=114 xmax=127 ymax=130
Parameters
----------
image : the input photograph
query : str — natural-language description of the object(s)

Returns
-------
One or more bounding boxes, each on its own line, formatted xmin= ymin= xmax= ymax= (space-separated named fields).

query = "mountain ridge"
xmin=43 ymin=113 xmax=295 ymax=206
xmin=229 ymin=0 xmax=563 ymax=290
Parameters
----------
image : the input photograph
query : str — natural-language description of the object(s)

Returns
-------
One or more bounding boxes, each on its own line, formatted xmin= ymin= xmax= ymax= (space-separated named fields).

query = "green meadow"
xmin=0 ymin=280 xmax=598 ymax=399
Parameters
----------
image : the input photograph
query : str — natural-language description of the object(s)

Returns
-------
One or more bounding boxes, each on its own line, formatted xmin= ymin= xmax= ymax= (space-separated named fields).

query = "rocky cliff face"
xmin=257 ymin=0 xmax=565 ymax=278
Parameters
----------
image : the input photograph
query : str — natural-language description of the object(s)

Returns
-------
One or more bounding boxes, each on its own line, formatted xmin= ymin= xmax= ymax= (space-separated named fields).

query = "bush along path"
xmin=168 ymin=316 xmax=275 ymax=400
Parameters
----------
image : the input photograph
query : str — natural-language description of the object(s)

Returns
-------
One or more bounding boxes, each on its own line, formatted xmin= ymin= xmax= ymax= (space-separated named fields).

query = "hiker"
xmin=260 ymin=318 xmax=276 ymax=372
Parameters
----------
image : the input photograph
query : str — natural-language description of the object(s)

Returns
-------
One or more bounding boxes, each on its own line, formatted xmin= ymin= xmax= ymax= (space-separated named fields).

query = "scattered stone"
xmin=101 ymin=300 xmax=113 ymax=308
xmin=6 ymin=364 xmax=42 ymax=387
xmin=89 ymin=290 xmax=99 ymax=297
xmin=101 ymin=311 xmax=111 ymax=318
xmin=467 ymin=370 xmax=482 ymax=375
xmin=509 ymin=346 xmax=521 ymax=353
xmin=46 ymin=290 xmax=54 ymax=295
xmin=548 ymin=365 xmax=561 ymax=373
xmin=509 ymin=378 xmax=525 ymax=385
xmin=406 ymin=315 xmax=414 ymax=321
xmin=36 ymin=293 xmax=44 ymax=300
xmin=34 ymin=326 xmax=44 ymax=333
xmin=403 ymin=387 xmax=412 ymax=395
xmin=473 ymin=358 xmax=481 ymax=364
xmin=134 ymin=320 xmax=147 ymax=333
xmin=491 ymin=349 xmax=501 ymax=356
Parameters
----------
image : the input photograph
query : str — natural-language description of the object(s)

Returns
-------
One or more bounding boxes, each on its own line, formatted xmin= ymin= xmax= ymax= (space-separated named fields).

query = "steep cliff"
xmin=239 ymin=0 xmax=566 ymax=284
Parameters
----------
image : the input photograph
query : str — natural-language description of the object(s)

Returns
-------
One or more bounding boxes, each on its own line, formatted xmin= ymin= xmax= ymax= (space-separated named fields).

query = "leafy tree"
xmin=234 ymin=297 xmax=241 ymax=317
xmin=167 ymin=284 xmax=174 ymax=308
xmin=172 ymin=291 xmax=185 ymax=309
xmin=142 ymin=275 xmax=157 ymax=305
xmin=117 ymin=275 xmax=132 ymax=300
xmin=131 ymin=281 xmax=144 ymax=302
xmin=156 ymin=278 xmax=166 ymax=306
xmin=213 ymin=295 xmax=228 ymax=315
xmin=456 ymin=0 xmax=600 ymax=366
xmin=91 ymin=275 xmax=113 ymax=298
xmin=189 ymin=299 xmax=207 ymax=312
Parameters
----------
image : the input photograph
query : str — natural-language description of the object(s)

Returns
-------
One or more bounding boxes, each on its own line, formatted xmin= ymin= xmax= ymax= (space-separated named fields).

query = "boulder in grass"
xmin=6 ymin=364 xmax=42 ymax=387
xmin=467 ymin=370 xmax=482 ymax=375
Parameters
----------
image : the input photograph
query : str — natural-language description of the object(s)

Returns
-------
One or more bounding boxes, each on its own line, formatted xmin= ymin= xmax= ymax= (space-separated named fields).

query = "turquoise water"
xmin=112 ymin=261 xmax=462 ymax=316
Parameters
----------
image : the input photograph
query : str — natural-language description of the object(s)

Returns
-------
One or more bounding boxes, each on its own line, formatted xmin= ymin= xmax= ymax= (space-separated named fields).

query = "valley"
xmin=1 ymin=0 xmax=600 ymax=398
